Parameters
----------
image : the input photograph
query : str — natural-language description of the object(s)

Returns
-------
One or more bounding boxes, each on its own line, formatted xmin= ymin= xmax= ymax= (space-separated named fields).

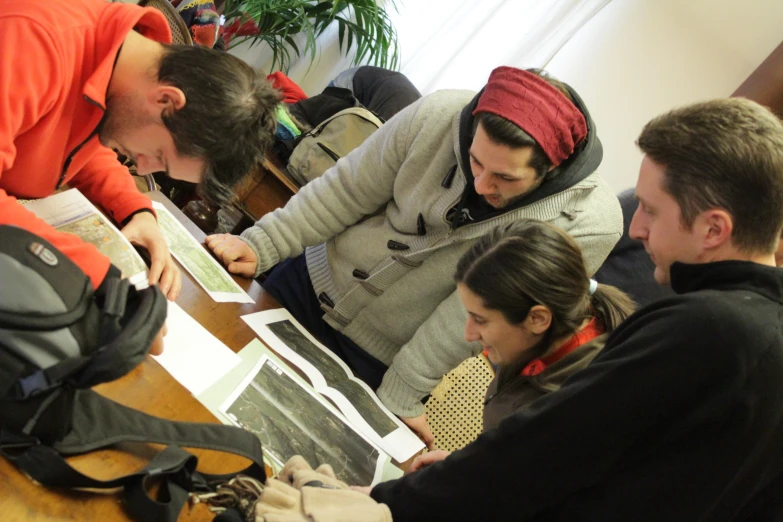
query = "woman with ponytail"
xmin=456 ymin=218 xmax=635 ymax=431
xmin=410 ymin=219 xmax=635 ymax=471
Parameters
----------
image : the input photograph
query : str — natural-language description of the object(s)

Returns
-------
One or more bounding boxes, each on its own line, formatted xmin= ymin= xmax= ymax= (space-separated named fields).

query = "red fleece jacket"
xmin=0 ymin=0 xmax=171 ymax=289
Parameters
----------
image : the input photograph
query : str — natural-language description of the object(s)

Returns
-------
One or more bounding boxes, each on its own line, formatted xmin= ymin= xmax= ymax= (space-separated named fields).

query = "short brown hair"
xmin=637 ymin=98 xmax=783 ymax=254
xmin=158 ymin=45 xmax=281 ymax=204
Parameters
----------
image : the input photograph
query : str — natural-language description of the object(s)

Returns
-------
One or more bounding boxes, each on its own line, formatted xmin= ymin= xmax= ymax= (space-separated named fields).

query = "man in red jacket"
xmin=0 ymin=0 xmax=280 ymax=298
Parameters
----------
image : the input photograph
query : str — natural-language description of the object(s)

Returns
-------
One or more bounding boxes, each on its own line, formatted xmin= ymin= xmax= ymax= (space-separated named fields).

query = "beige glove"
xmin=255 ymin=456 xmax=392 ymax=522
xmin=254 ymin=477 xmax=308 ymax=522
xmin=278 ymin=455 xmax=349 ymax=490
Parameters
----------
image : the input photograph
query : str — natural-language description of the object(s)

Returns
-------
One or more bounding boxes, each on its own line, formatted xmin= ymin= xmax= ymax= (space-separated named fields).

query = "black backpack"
xmin=0 ymin=225 xmax=265 ymax=521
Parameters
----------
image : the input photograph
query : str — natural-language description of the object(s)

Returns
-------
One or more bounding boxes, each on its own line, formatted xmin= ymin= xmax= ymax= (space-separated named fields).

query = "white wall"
xmin=545 ymin=0 xmax=783 ymax=191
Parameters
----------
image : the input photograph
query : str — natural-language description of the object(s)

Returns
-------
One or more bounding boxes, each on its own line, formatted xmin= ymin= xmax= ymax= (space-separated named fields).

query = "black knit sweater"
xmin=372 ymin=260 xmax=783 ymax=521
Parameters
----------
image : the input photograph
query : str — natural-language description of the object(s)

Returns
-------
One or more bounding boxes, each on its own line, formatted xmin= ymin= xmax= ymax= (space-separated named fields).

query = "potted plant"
xmin=221 ymin=0 xmax=399 ymax=73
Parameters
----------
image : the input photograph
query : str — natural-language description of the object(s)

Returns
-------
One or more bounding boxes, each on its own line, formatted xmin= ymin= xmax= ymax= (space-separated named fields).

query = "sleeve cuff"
xmin=239 ymin=227 xmax=280 ymax=278
xmin=376 ymin=367 xmax=427 ymax=418
xmin=370 ymin=479 xmax=398 ymax=505
xmin=109 ymin=193 xmax=155 ymax=225
xmin=120 ymin=208 xmax=157 ymax=227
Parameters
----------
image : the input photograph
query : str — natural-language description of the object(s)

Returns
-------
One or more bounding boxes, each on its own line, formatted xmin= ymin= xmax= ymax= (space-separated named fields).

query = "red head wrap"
xmin=473 ymin=66 xmax=587 ymax=166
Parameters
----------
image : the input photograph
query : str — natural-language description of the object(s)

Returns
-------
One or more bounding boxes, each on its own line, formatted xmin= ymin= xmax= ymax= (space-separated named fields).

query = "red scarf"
xmin=521 ymin=318 xmax=603 ymax=376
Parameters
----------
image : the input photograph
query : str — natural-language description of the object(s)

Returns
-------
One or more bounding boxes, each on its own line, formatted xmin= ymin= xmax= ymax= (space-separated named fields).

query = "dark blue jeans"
xmin=261 ymin=254 xmax=388 ymax=390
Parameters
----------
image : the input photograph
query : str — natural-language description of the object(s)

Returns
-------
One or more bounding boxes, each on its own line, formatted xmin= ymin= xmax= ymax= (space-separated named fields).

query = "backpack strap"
xmin=1 ymin=390 xmax=266 ymax=522
xmin=55 ymin=390 xmax=265 ymax=467
xmin=0 ymin=439 xmax=198 ymax=522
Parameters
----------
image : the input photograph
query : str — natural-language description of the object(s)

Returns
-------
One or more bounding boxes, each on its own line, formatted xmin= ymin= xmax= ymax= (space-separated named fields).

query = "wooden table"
xmin=0 ymin=192 xmax=280 ymax=522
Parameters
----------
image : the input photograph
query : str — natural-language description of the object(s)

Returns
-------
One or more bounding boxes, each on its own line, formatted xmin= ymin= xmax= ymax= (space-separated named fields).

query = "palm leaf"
xmin=226 ymin=0 xmax=400 ymax=73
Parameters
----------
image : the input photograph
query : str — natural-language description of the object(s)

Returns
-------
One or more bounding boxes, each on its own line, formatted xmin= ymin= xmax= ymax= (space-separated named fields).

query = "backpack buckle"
xmin=102 ymin=277 xmax=129 ymax=319
xmin=99 ymin=278 xmax=130 ymax=345
xmin=15 ymin=371 xmax=49 ymax=400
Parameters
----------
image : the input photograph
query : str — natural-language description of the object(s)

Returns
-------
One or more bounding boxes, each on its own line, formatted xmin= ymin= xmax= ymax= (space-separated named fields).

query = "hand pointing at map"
xmin=206 ymin=233 xmax=259 ymax=277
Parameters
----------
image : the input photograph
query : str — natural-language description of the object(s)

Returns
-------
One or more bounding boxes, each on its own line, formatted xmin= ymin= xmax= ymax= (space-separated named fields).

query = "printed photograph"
xmin=223 ymin=358 xmax=381 ymax=485
xmin=267 ymin=320 xmax=398 ymax=437
xmin=155 ymin=206 xmax=242 ymax=294
xmin=59 ymin=215 xmax=146 ymax=278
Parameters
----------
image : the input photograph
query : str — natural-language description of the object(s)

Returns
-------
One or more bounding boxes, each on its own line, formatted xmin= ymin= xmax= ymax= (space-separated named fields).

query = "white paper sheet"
xmin=242 ymin=309 xmax=425 ymax=462
xmin=220 ymin=353 xmax=387 ymax=486
xmin=23 ymin=189 xmax=147 ymax=282
xmin=152 ymin=202 xmax=253 ymax=304
xmin=153 ymin=301 xmax=241 ymax=395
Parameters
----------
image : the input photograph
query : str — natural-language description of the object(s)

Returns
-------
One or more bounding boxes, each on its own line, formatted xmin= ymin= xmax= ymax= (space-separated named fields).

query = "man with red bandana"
xmin=206 ymin=66 xmax=622 ymax=443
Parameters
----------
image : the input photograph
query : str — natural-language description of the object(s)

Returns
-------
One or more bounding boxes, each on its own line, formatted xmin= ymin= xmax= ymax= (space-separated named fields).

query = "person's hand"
xmin=349 ymin=486 xmax=373 ymax=496
xmin=122 ymin=211 xmax=181 ymax=300
xmin=401 ymin=413 xmax=435 ymax=450
xmin=205 ymin=233 xmax=259 ymax=277
xmin=148 ymin=322 xmax=168 ymax=356
xmin=407 ymin=449 xmax=451 ymax=473
xmin=397 ymin=448 xmax=424 ymax=473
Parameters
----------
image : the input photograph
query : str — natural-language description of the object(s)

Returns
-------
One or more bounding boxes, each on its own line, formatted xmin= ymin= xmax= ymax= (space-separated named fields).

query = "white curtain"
xmin=393 ymin=0 xmax=613 ymax=94
xmin=230 ymin=0 xmax=612 ymax=96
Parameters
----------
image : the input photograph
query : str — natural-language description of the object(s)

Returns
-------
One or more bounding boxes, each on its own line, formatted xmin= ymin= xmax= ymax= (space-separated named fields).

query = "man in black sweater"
xmin=363 ymin=98 xmax=783 ymax=521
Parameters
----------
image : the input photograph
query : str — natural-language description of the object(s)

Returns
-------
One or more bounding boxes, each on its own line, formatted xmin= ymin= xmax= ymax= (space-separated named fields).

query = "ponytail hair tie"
xmin=588 ymin=279 xmax=598 ymax=295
